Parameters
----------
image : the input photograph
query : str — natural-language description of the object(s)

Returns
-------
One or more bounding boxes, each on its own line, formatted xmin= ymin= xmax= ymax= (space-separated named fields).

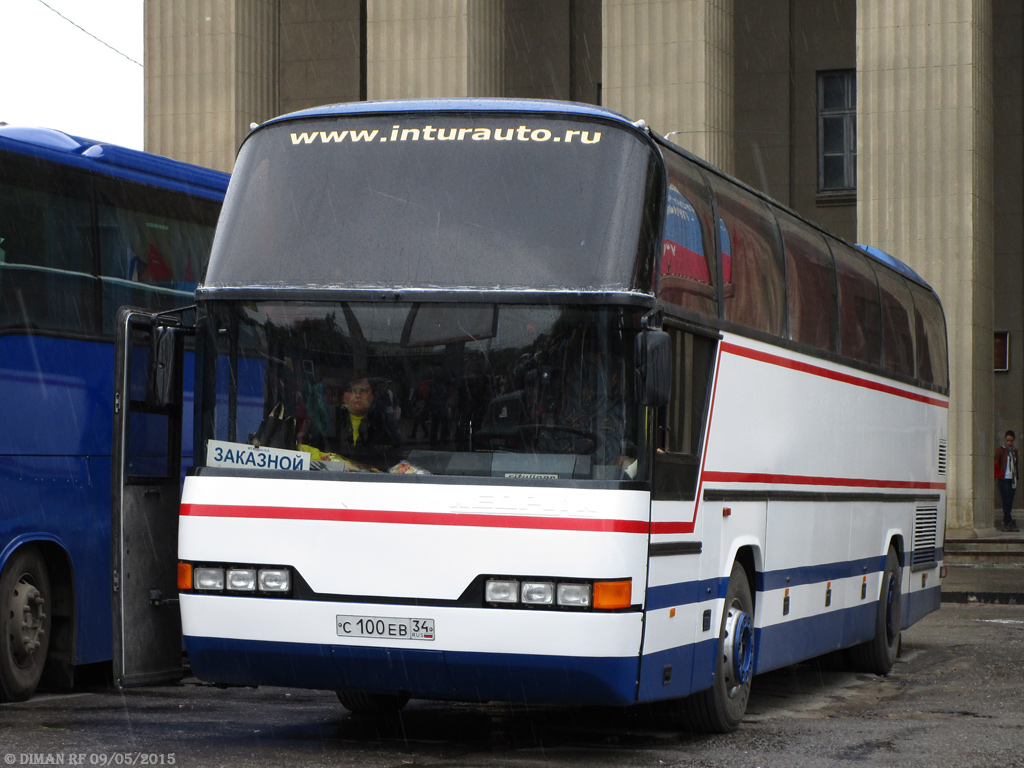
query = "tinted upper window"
xmin=910 ymin=284 xmax=948 ymax=389
xmin=95 ymin=177 xmax=220 ymax=334
xmin=776 ymin=208 xmax=837 ymax=352
xmin=874 ymin=265 xmax=916 ymax=377
xmin=657 ymin=150 xmax=717 ymax=317
xmin=0 ymin=152 xmax=97 ymax=333
xmin=206 ymin=116 xmax=659 ymax=293
xmin=831 ymin=240 xmax=881 ymax=365
xmin=706 ymin=175 xmax=785 ymax=336
xmin=0 ymin=148 xmax=221 ymax=337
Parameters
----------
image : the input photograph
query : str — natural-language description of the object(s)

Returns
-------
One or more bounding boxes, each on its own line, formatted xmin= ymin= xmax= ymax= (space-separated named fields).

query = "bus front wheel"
xmin=851 ymin=546 xmax=902 ymax=675
xmin=681 ymin=561 xmax=754 ymax=733
xmin=0 ymin=546 xmax=52 ymax=702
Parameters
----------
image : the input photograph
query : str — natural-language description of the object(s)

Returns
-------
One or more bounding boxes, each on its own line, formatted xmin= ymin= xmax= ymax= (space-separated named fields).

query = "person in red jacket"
xmin=995 ymin=430 xmax=1020 ymax=532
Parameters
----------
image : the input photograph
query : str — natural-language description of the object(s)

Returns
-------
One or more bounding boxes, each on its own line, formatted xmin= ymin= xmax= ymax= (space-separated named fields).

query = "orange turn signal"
xmin=593 ymin=579 xmax=632 ymax=610
xmin=177 ymin=562 xmax=193 ymax=591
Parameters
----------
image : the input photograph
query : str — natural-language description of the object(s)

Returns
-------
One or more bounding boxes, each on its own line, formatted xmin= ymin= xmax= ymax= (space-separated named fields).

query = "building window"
xmin=818 ymin=70 xmax=856 ymax=192
xmin=995 ymin=331 xmax=1010 ymax=372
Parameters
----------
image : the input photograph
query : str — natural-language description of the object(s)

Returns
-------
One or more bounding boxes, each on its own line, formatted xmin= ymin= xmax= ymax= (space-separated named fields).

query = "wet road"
xmin=2 ymin=603 xmax=1022 ymax=768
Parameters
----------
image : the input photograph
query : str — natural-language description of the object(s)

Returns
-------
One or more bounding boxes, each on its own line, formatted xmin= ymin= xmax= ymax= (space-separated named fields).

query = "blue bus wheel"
xmin=0 ymin=547 xmax=52 ymax=702
xmin=681 ymin=560 xmax=755 ymax=733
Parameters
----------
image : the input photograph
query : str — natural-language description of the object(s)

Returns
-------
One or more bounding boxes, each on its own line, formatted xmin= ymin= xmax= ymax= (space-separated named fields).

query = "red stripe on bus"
xmin=180 ymin=503 xmax=651 ymax=533
xmin=720 ymin=342 xmax=949 ymax=408
xmin=701 ymin=471 xmax=945 ymax=491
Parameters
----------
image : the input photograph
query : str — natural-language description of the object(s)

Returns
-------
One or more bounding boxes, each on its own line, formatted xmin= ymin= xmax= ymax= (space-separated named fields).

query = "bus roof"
xmin=256 ymin=97 xmax=639 ymax=132
xmin=0 ymin=125 xmax=229 ymax=201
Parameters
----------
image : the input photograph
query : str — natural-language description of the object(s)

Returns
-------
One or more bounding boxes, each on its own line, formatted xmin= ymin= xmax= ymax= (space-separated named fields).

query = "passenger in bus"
xmin=995 ymin=430 xmax=1020 ymax=532
xmin=331 ymin=371 xmax=403 ymax=468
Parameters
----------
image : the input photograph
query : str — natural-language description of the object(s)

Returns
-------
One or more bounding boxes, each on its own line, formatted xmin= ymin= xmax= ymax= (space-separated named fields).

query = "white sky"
xmin=0 ymin=0 xmax=143 ymax=149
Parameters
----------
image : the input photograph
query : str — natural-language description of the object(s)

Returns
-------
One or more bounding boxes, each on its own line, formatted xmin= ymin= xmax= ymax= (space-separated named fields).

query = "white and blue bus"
xmin=128 ymin=99 xmax=946 ymax=731
xmin=0 ymin=126 xmax=228 ymax=701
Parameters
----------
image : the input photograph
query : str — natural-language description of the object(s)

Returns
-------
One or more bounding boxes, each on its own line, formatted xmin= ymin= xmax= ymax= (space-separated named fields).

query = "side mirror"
xmin=635 ymin=328 xmax=671 ymax=407
xmin=146 ymin=324 xmax=179 ymax=408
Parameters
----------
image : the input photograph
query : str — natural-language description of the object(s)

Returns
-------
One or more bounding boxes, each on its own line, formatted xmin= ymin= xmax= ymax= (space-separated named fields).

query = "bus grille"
xmin=912 ymin=507 xmax=939 ymax=567
xmin=937 ymin=439 xmax=948 ymax=475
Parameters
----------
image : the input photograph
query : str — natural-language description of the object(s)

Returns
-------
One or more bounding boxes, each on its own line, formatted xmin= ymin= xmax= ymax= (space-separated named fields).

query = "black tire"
xmin=337 ymin=690 xmax=410 ymax=715
xmin=681 ymin=561 xmax=755 ymax=733
xmin=0 ymin=547 xmax=52 ymax=702
xmin=851 ymin=546 xmax=902 ymax=675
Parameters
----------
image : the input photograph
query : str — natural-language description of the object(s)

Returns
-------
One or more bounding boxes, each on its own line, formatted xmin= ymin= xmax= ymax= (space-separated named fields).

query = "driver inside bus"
xmin=330 ymin=371 xmax=403 ymax=469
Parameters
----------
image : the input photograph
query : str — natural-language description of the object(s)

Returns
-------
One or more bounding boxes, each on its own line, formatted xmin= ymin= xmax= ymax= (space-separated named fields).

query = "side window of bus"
xmin=653 ymin=327 xmax=717 ymax=501
xmin=830 ymin=241 xmax=882 ymax=366
xmin=706 ymin=176 xmax=786 ymax=336
xmin=657 ymin=151 xmax=717 ymax=317
xmin=96 ymin=180 xmax=219 ymax=334
xmin=874 ymin=266 xmax=916 ymax=378
xmin=910 ymin=284 xmax=949 ymax=389
xmin=0 ymin=159 xmax=98 ymax=334
xmin=776 ymin=208 xmax=838 ymax=352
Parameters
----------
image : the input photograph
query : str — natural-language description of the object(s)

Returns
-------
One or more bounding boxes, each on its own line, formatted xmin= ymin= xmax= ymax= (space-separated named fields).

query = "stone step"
xmin=944 ymin=536 xmax=1024 ymax=565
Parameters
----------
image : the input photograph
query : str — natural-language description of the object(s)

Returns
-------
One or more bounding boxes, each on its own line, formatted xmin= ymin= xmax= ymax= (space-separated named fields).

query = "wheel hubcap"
xmin=723 ymin=605 xmax=754 ymax=695
xmin=10 ymin=578 xmax=47 ymax=667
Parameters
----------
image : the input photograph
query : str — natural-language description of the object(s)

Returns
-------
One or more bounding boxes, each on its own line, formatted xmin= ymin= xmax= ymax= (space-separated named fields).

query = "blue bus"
xmin=0 ymin=125 xmax=228 ymax=701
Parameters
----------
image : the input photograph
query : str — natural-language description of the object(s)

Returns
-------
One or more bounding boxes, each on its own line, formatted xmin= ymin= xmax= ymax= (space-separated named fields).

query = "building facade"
xmin=144 ymin=0 xmax=1024 ymax=536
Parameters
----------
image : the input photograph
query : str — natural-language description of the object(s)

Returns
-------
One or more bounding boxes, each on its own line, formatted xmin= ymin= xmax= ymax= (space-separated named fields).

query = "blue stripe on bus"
xmin=753 ymin=602 xmax=877 ymax=674
xmin=184 ymin=637 xmax=641 ymax=706
xmin=751 ymin=584 xmax=941 ymax=674
xmin=645 ymin=577 xmax=727 ymax=611
xmin=646 ymin=552 xmax=901 ymax=612
xmin=636 ymin=636 xmax=718 ymax=701
xmin=758 ymin=555 xmax=887 ymax=592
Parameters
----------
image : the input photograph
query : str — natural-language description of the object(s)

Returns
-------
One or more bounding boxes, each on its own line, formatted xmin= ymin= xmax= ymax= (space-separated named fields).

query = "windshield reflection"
xmin=199 ymin=302 xmax=645 ymax=482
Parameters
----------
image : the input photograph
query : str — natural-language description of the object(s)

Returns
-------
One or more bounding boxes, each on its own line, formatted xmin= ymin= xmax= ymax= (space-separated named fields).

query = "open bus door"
xmin=111 ymin=306 xmax=191 ymax=688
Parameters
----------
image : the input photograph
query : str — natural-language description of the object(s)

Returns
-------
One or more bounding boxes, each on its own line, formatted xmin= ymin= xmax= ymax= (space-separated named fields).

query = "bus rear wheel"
xmin=1 ymin=547 xmax=52 ymax=702
xmin=851 ymin=546 xmax=902 ymax=675
xmin=681 ymin=561 xmax=754 ymax=733
xmin=337 ymin=690 xmax=410 ymax=715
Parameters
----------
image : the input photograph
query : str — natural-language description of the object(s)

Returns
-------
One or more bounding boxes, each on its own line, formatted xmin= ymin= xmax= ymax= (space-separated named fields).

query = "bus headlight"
xmin=520 ymin=581 xmax=555 ymax=605
xmin=556 ymin=583 xmax=591 ymax=607
xmin=194 ymin=567 xmax=225 ymax=591
xmin=258 ymin=568 xmax=291 ymax=592
xmin=226 ymin=568 xmax=257 ymax=591
xmin=485 ymin=579 xmax=519 ymax=603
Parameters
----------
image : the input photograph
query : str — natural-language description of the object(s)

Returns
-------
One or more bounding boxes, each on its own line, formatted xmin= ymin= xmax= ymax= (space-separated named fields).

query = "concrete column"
xmin=602 ymin=0 xmax=734 ymax=172
xmin=367 ymin=0 xmax=504 ymax=100
xmin=145 ymin=0 xmax=278 ymax=173
xmin=857 ymin=1 xmax=995 ymax=534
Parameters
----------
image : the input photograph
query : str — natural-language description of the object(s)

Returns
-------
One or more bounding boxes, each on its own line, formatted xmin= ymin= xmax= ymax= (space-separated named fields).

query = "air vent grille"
xmin=912 ymin=506 xmax=939 ymax=567
xmin=937 ymin=439 xmax=947 ymax=475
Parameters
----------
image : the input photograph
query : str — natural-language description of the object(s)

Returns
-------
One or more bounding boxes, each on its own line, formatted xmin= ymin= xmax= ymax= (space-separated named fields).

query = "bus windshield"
xmin=204 ymin=115 xmax=659 ymax=292
xmin=199 ymin=300 xmax=646 ymax=482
